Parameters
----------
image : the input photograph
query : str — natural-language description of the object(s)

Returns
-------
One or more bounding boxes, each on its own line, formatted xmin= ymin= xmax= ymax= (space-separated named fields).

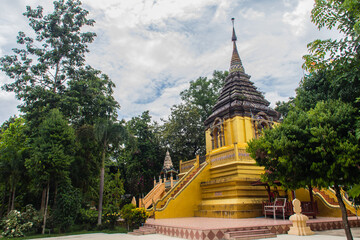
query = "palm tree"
xmin=94 ymin=119 xmax=127 ymax=225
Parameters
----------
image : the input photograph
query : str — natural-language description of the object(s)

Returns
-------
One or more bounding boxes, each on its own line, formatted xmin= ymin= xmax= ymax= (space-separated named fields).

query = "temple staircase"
xmin=128 ymin=226 xmax=156 ymax=235
xmin=224 ymin=228 xmax=276 ymax=240
xmin=141 ymin=181 xmax=166 ymax=209
xmin=156 ymin=163 xmax=203 ymax=209
xmin=312 ymin=187 xmax=358 ymax=216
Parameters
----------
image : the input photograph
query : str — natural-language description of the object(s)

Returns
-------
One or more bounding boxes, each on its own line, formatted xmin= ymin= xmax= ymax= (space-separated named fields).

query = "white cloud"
xmin=283 ymin=0 xmax=314 ymax=36
xmin=0 ymin=0 xmax=341 ymax=123
xmin=240 ymin=8 xmax=265 ymax=20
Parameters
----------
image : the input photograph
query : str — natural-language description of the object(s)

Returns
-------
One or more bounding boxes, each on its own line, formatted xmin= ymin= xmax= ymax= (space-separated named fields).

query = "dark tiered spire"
xmin=230 ymin=18 xmax=245 ymax=73
xmin=204 ymin=19 xmax=279 ymax=128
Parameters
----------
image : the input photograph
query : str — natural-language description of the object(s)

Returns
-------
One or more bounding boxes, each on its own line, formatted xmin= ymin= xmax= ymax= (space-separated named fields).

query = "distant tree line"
xmin=0 ymin=0 xmax=227 ymax=235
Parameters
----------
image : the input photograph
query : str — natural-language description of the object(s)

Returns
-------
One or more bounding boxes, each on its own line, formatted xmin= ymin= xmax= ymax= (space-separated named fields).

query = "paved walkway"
xmin=31 ymin=228 xmax=360 ymax=240
xmin=30 ymin=217 xmax=360 ymax=239
xmin=146 ymin=216 xmax=359 ymax=230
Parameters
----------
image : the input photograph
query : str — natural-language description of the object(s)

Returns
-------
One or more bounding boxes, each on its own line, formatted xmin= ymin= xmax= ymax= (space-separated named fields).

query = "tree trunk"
xmin=42 ymin=181 xmax=50 ymax=235
xmin=334 ymin=185 xmax=353 ymax=240
xmin=97 ymin=150 xmax=106 ymax=225
xmin=10 ymin=185 xmax=16 ymax=211
xmin=40 ymin=188 xmax=46 ymax=215
xmin=308 ymin=185 xmax=316 ymax=218
xmin=53 ymin=182 xmax=58 ymax=208
xmin=1 ymin=187 xmax=6 ymax=217
xmin=7 ymin=188 xmax=12 ymax=214
xmin=266 ymin=185 xmax=271 ymax=202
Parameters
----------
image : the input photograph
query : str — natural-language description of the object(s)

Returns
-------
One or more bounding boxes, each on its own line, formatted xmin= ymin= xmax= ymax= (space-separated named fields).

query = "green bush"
xmin=53 ymin=184 xmax=82 ymax=232
xmin=21 ymin=204 xmax=42 ymax=233
xmin=131 ymin=208 xmax=149 ymax=228
xmin=120 ymin=204 xmax=149 ymax=230
xmin=102 ymin=211 xmax=121 ymax=230
xmin=120 ymin=203 xmax=135 ymax=230
xmin=1 ymin=210 xmax=33 ymax=238
xmin=78 ymin=208 xmax=98 ymax=229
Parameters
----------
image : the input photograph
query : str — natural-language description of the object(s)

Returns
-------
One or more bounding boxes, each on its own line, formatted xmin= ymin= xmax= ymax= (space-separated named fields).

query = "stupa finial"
xmin=230 ymin=18 xmax=245 ymax=73
xmin=231 ymin=18 xmax=237 ymax=41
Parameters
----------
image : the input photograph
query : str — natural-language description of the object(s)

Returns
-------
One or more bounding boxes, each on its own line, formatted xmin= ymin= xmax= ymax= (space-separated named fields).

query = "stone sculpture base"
xmin=288 ymin=199 xmax=314 ymax=236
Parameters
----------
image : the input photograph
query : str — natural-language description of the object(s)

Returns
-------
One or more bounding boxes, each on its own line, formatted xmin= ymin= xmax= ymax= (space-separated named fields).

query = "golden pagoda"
xmin=144 ymin=19 xmax=360 ymax=220
xmin=145 ymin=19 xmax=279 ymax=219
xmin=196 ymin=18 xmax=280 ymax=218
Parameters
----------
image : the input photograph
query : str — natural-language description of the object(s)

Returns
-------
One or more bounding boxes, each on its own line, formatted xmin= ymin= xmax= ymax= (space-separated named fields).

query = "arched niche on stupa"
xmin=252 ymin=112 xmax=275 ymax=138
xmin=210 ymin=117 xmax=225 ymax=150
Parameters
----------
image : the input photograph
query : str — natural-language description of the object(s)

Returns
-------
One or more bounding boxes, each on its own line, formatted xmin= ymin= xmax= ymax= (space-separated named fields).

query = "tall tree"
xmin=0 ymin=117 xmax=28 ymax=213
xmin=94 ymin=119 xmax=126 ymax=225
xmin=161 ymin=70 xmax=227 ymax=163
xmin=303 ymin=0 xmax=360 ymax=72
xmin=66 ymin=66 xmax=119 ymax=127
xmin=25 ymin=109 xmax=76 ymax=234
xmin=121 ymin=111 xmax=164 ymax=197
xmin=162 ymin=104 xmax=205 ymax=161
xmin=0 ymin=0 xmax=121 ymax=218
xmin=0 ymin=0 xmax=98 ymax=126
xmin=71 ymin=124 xmax=100 ymax=198
xmin=180 ymin=70 xmax=227 ymax=122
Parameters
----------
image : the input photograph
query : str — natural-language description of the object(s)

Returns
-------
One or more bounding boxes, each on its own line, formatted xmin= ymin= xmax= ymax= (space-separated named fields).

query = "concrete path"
xmin=31 ymin=228 xmax=360 ymax=240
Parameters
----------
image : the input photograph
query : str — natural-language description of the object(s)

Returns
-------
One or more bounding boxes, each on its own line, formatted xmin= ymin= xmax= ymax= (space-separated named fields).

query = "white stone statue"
xmin=288 ymin=198 xmax=314 ymax=236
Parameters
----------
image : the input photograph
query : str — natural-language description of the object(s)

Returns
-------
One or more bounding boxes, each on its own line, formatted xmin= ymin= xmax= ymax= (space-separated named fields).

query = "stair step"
xmin=225 ymin=229 xmax=270 ymax=238
xmin=139 ymin=226 xmax=156 ymax=230
xmin=129 ymin=226 xmax=156 ymax=235
xmin=230 ymin=233 xmax=277 ymax=240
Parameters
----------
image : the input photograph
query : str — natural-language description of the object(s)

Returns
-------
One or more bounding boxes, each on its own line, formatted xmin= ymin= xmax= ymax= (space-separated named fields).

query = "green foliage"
xmin=71 ymin=124 xmax=100 ymax=199
xmin=77 ymin=208 xmax=98 ymax=229
xmin=0 ymin=117 xmax=28 ymax=211
xmin=66 ymin=67 xmax=120 ymax=127
xmin=103 ymin=170 xmax=125 ymax=211
xmin=1 ymin=210 xmax=33 ymax=238
xmin=296 ymin=62 xmax=360 ymax=111
xmin=130 ymin=208 xmax=149 ymax=228
xmin=26 ymin=109 xmax=76 ymax=185
xmin=303 ymin=0 xmax=360 ymax=71
xmin=94 ymin=118 xmax=127 ymax=225
xmin=119 ymin=204 xmax=148 ymax=230
xmin=180 ymin=70 xmax=227 ymax=122
xmin=0 ymin=0 xmax=124 ymax=234
xmin=0 ymin=0 xmax=98 ymax=126
xmin=102 ymin=211 xmax=121 ymax=230
xmin=53 ymin=184 xmax=81 ymax=232
xmin=248 ymin=100 xmax=360 ymax=190
xmin=120 ymin=203 xmax=135 ymax=228
xmin=162 ymin=104 xmax=205 ymax=161
xmin=275 ymin=98 xmax=294 ymax=120
xmin=161 ymin=70 xmax=227 ymax=163
xmin=21 ymin=205 xmax=42 ymax=234
xmin=121 ymin=111 xmax=163 ymax=196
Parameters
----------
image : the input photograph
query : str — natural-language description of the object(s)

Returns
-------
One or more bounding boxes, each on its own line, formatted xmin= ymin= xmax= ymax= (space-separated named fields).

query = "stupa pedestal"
xmin=288 ymin=199 xmax=314 ymax=236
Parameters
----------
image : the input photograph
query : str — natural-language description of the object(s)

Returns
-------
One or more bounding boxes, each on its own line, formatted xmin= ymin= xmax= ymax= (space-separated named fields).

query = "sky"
xmin=0 ymin=0 xmax=341 ymax=123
